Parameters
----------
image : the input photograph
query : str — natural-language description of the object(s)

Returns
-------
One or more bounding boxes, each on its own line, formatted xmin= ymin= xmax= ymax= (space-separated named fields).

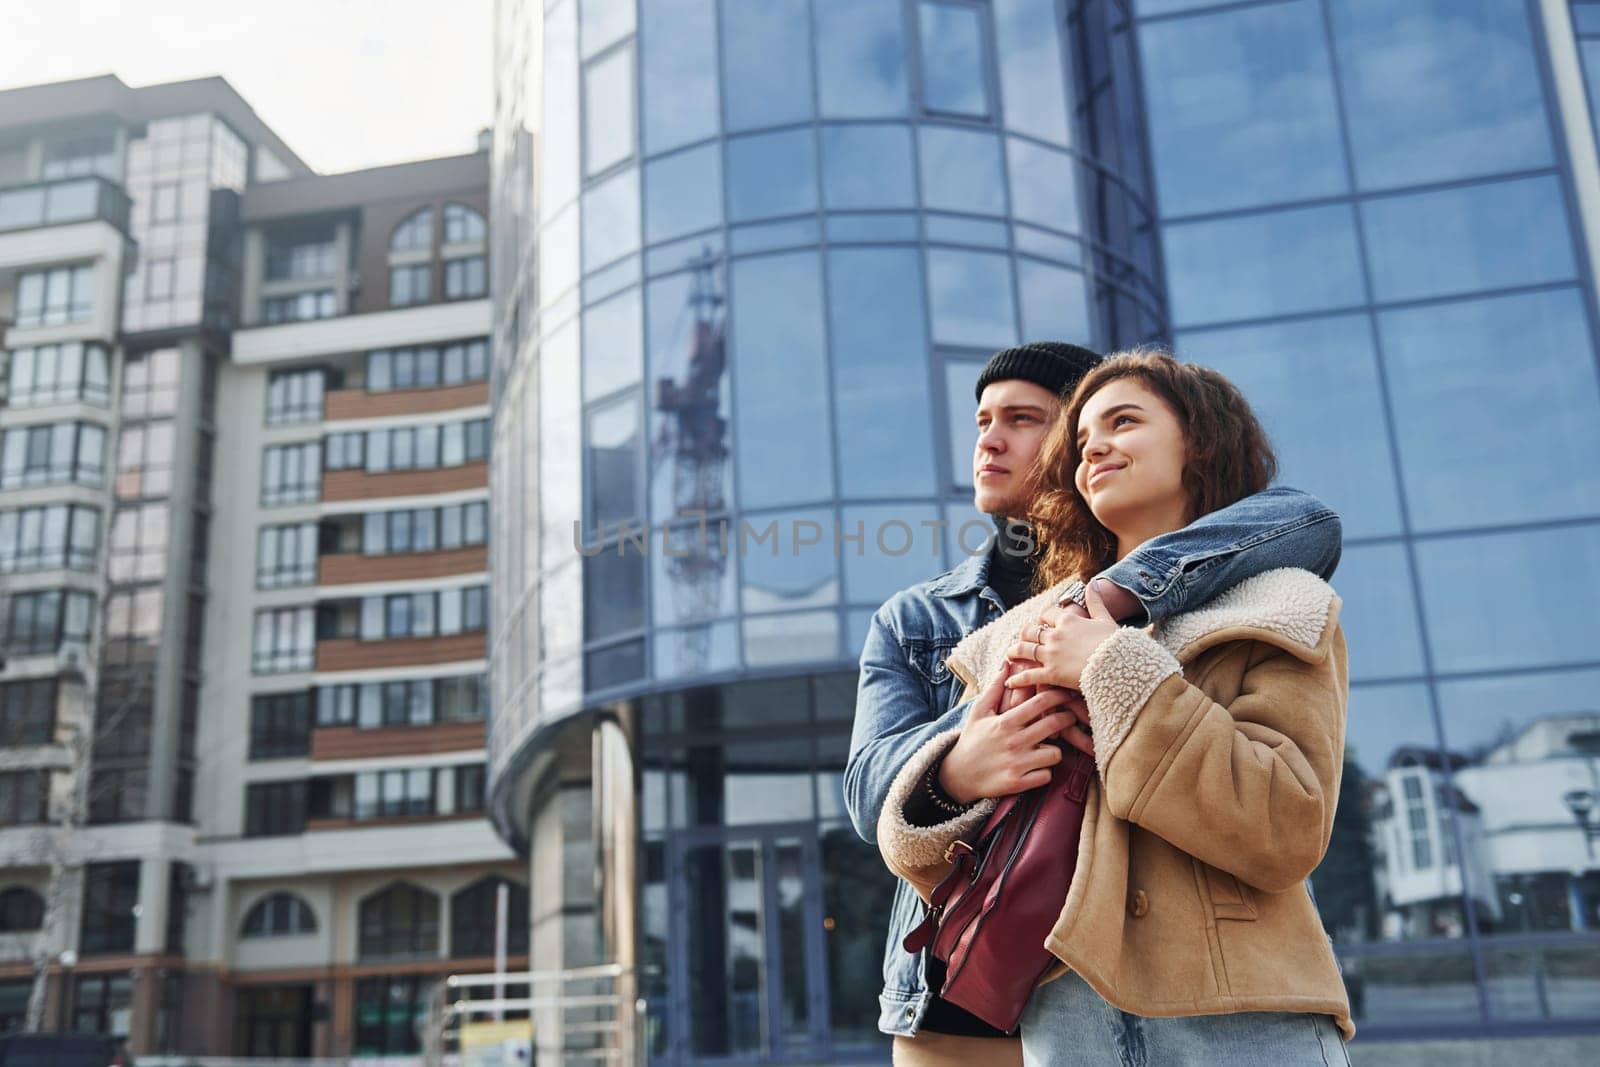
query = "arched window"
xmin=390 ymin=208 xmax=434 ymax=253
xmin=443 ymin=203 xmax=486 ymax=245
xmin=449 ymin=876 xmax=529 ymax=958
xmin=0 ymin=886 xmax=44 ymax=932
xmin=240 ymin=892 xmax=317 ymax=938
xmin=358 ymin=882 xmax=439 ymax=960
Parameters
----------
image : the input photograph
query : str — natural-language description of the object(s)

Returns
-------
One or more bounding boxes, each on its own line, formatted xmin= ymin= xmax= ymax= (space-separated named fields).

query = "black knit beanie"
xmin=974 ymin=341 xmax=1102 ymax=402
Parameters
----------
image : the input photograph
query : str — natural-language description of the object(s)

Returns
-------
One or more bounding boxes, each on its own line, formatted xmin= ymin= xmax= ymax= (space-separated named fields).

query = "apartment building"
xmin=0 ymin=74 xmax=516 ymax=1056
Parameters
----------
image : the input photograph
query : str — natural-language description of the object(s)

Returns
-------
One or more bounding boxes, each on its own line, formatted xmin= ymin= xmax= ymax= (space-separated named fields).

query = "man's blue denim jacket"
xmin=843 ymin=486 xmax=1342 ymax=1038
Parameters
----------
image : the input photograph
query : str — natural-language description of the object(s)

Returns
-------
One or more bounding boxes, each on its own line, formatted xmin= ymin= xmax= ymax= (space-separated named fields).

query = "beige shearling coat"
xmin=877 ymin=568 xmax=1355 ymax=1040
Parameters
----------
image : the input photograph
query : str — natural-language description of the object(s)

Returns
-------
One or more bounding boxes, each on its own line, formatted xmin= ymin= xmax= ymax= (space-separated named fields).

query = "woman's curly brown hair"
xmin=1027 ymin=348 xmax=1278 ymax=590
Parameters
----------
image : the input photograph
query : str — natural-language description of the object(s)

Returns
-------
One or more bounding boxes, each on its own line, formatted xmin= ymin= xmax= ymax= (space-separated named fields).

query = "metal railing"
xmin=423 ymin=962 xmax=645 ymax=1065
xmin=0 ymin=176 xmax=131 ymax=236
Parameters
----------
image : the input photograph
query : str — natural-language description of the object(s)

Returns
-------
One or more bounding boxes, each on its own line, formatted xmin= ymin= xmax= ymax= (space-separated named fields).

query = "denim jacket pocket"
xmin=904 ymin=639 xmax=961 ymax=712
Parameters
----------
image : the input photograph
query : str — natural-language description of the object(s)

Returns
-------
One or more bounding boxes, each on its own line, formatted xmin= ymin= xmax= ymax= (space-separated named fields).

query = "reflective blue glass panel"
xmin=917 ymin=126 xmax=1006 ymax=216
xmin=1006 ymin=137 xmax=1079 ymax=233
xmin=586 ymin=392 xmax=642 ymax=526
xmin=1378 ymin=289 xmax=1600 ymax=531
xmin=827 ymin=248 xmax=937 ymax=498
xmin=1140 ymin=0 xmax=1346 ymax=216
xmin=1332 ymin=543 xmax=1427 ymax=682
xmin=1016 ymin=259 xmax=1090 ymax=345
xmin=1182 ymin=314 xmax=1403 ymax=539
xmin=730 ymin=253 xmax=834 ymax=509
xmin=815 ymin=0 xmax=909 ymax=118
xmin=1134 ymin=0 xmax=1225 ymax=15
xmin=640 ymin=0 xmax=720 ymax=155
xmin=584 ymin=45 xmax=635 ymax=176
xmin=647 ymin=231 xmax=725 ymax=277
xmin=820 ymin=125 xmax=916 ymax=209
xmin=584 ymin=548 xmax=645 ymax=637
xmin=653 ymin=519 xmax=739 ymax=625
xmin=841 ymin=504 xmax=945 ymax=603
xmin=584 ymin=253 xmax=641 ymax=304
xmin=944 ymin=359 xmax=984 ymax=491
xmin=580 ymin=0 xmax=634 ymax=59
xmin=1577 ymin=5 xmax=1600 ymax=35
xmin=926 ymin=250 xmax=1018 ymax=348
xmin=727 ymin=129 xmax=818 ymax=223
xmin=1583 ymin=41 xmax=1600 ymax=137
xmin=825 ymin=213 xmax=920 ymax=243
xmin=1013 ymin=225 xmax=1081 ymax=266
xmin=1360 ymin=176 xmax=1577 ymax=303
xmin=581 ymin=287 xmax=642 ymax=402
xmin=919 ymin=1 xmax=992 ymax=118
xmin=540 ymin=320 xmax=581 ymax=570
xmin=656 ymin=620 xmax=741 ymax=679
xmin=1436 ymin=666 xmax=1600 ymax=760
xmin=644 ymin=143 xmax=723 ymax=246
xmin=729 ymin=218 xmax=821 ymax=255
xmin=1163 ymin=203 xmax=1364 ymax=327
xmin=721 ymin=0 xmax=814 ymax=131
xmin=581 ymin=168 xmax=640 ymax=272
xmin=1343 ymin=682 xmax=1439 ymax=793
xmin=1415 ymin=523 xmax=1600 ymax=674
xmin=542 ymin=0 xmax=581 ymax=218
xmin=739 ymin=508 xmax=840 ymax=611
xmin=1329 ymin=0 xmax=1553 ymax=189
xmin=744 ymin=610 xmax=839 ymax=666
xmin=925 ymin=215 xmax=1008 ymax=248
xmin=993 ymin=0 xmax=1072 ymax=144
xmin=645 ymin=266 xmax=733 ymax=521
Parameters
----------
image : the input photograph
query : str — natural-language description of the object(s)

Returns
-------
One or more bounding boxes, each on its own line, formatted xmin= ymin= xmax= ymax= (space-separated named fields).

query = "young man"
xmin=845 ymin=341 xmax=1342 ymax=1062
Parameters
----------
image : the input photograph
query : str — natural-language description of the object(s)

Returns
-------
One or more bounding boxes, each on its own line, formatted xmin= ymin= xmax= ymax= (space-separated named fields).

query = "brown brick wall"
xmin=310 ymin=720 xmax=486 ymax=760
xmin=314 ymin=631 xmax=485 ymax=672
xmin=317 ymin=545 xmax=487 ymax=586
xmin=323 ymin=380 xmax=488 ymax=421
xmin=320 ymin=460 xmax=487 ymax=502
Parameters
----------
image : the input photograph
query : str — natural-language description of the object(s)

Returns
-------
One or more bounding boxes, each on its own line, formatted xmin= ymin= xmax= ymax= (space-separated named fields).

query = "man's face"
xmin=972 ymin=379 xmax=1061 ymax=517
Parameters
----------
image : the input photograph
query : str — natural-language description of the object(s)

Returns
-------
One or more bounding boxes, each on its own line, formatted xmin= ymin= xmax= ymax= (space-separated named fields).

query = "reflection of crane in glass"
xmin=652 ymin=247 xmax=729 ymax=672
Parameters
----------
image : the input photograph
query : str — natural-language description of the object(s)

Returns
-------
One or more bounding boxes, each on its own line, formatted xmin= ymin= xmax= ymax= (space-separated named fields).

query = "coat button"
xmin=1128 ymin=889 xmax=1149 ymax=918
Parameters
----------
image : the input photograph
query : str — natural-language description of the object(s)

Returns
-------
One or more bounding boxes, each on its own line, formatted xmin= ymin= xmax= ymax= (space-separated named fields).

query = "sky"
xmin=0 ymin=0 xmax=496 ymax=175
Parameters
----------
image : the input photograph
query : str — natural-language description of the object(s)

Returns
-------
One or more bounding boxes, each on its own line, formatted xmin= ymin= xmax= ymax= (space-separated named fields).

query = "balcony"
xmin=321 ymin=459 xmax=488 ymax=502
xmin=315 ymin=631 xmax=485 ymax=672
xmin=325 ymin=379 xmax=489 ymax=421
xmin=232 ymin=298 xmax=491 ymax=364
xmin=318 ymin=545 xmax=487 ymax=586
xmin=0 ymin=177 xmax=130 ymax=237
xmin=310 ymin=719 xmax=486 ymax=760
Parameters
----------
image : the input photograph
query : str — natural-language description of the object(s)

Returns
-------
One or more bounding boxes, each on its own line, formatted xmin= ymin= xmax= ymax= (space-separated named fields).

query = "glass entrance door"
xmin=664 ymin=824 xmax=832 ymax=1063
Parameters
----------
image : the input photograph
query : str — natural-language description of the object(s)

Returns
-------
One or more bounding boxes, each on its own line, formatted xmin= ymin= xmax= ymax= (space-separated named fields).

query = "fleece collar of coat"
xmin=946 ymin=567 xmax=1340 ymax=689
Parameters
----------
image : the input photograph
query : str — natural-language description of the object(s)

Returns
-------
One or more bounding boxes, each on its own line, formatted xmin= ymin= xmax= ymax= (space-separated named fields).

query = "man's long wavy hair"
xmin=1028 ymin=349 xmax=1278 ymax=590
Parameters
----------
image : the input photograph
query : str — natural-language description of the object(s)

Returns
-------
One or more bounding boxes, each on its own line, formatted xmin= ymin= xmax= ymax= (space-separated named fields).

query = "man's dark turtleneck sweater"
xmin=988 ymin=514 xmax=1037 ymax=609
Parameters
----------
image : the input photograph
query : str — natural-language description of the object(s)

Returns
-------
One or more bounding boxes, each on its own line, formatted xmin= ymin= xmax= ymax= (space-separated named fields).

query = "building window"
xmin=261 ymin=442 xmax=322 ymax=505
xmin=244 ymin=780 xmax=308 ymax=837
xmin=391 ymin=208 xmax=434 ymax=252
xmin=108 ymin=504 xmax=169 ymax=582
xmin=249 ymin=691 xmax=312 ymax=759
xmin=389 ymin=263 xmax=431 ymax=306
xmin=314 ymin=673 xmax=487 ymax=728
xmin=450 ymin=876 xmax=528 ymax=958
xmin=266 ymin=228 xmax=338 ymax=281
xmin=252 ymin=606 xmax=315 ymax=673
xmin=1403 ymin=773 xmax=1433 ymax=871
xmin=257 ymin=523 xmax=318 ymax=588
xmin=353 ymin=975 xmax=431 ymax=1054
xmin=354 ymin=586 xmax=487 ymax=640
xmin=2 ymin=589 xmax=94 ymax=657
xmin=0 ymin=421 xmax=106 ymax=489
xmin=121 ymin=349 xmax=180 ymax=418
xmin=114 ymin=422 xmax=175 ymax=500
xmin=329 ymin=418 xmax=489 ymax=475
xmin=354 ymin=768 xmax=437 ymax=820
xmin=444 ymin=255 xmax=487 ymax=299
xmin=14 ymin=264 xmax=96 ymax=328
xmin=241 ymin=892 xmax=318 ymax=938
xmin=0 ymin=770 xmax=49 ymax=827
xmin=454 ymin=764 xmax=487 ymax=813
xmin=0 ymin=679 xmax=57 ymax=746
xmin=41 ymin=135 xmax=116 ymax=180
xmin=323 ymin=431 xmax=365 ymax=471
xmin=0 ymin=504 xmax=100 ymax=573
xmin=79 ymin=862 xmax=139 ymax=955
xmin=443 ymin=203 xmax=485 ymax=244
xmin=262 ymin=290 xmax=336 ymax=324
xmin=71 ymin=973 xmax=132 ymax=1037
xmin=917 ymin=1 xmax=993 ymax=120
xmin=358 ymin=883 xmax=440 ymax=960
xmin=87 ymin=765 xmax=148 ymax=824
xmin=360 ymin=501 xmax=487 ymax=555
xmin=265 ymin=367 xmax=327 ymax=424
xmin=366 ymin=339 xmax=490 ymax=391
xmin=3 ymin=342 xmax=111 ymax=407
xmin=0 ymin=887 xmax=45 ymax=932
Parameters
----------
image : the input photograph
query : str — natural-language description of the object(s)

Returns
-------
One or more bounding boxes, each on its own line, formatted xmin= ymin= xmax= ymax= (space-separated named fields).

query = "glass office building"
xmin=489 ymin=0 xmax=1600 ymax=1059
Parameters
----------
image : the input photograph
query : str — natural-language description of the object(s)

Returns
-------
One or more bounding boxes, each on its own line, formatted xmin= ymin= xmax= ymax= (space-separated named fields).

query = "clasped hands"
xmin=937 ymin=582 xmax=1122 ymax=805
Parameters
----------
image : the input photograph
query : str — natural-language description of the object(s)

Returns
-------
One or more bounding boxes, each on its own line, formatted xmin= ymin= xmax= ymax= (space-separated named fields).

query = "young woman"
xmin=876 ymin=351 xmax=1353 ymax=1065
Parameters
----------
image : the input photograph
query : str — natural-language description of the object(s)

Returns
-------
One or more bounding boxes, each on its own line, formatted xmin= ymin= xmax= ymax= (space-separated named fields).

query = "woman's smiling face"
xmin=1073 ymin=376 xmax=1189 ymax=534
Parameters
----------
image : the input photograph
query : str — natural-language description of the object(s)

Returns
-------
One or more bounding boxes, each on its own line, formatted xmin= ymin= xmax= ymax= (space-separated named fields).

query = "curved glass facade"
xmin=489 ymin=1 xmax=1161 ymax=1059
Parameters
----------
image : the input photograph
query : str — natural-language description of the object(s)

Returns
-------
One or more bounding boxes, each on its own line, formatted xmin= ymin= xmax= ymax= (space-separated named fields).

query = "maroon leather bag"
xmin=902 ymin=743 xmax=1095 ymax=1033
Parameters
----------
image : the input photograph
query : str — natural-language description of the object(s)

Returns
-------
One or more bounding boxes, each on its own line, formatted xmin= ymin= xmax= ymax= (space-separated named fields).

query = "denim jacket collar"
xmin=925 ymin=547 xmax=992 ymax=599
